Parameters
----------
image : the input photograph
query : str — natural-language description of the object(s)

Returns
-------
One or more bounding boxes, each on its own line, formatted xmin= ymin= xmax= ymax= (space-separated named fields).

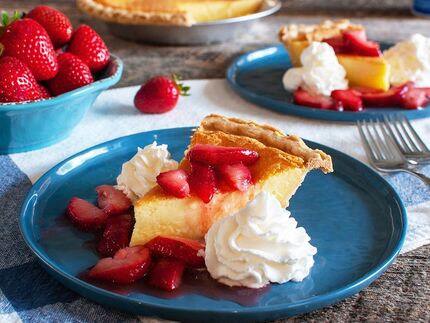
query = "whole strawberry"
xmin=0 ymin=18 xmax=58 ymax=81
xmin=134 ymin=75 xmax=190 ymax=114
xmin=0 ymin=56 xmax=42 ymax=103
xmin=47 ymin=53 xmax=93 ymax=96
xmin=27 ymin=5 xmax=73 ymax=48
xmin=67 ymin=25 xmax=109 ymax=73
xmin=37 ymin=83 xmax=51 ymax=99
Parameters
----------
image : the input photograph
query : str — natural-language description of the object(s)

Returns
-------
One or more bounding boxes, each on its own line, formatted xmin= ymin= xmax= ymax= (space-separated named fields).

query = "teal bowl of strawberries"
xmin=0 ymin=6 xmax=123 ymax=154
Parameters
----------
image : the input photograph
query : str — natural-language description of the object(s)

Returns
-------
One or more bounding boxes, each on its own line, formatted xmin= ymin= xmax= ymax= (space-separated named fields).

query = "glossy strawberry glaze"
xmin=80 ymin=268 xmax=270 ymax=307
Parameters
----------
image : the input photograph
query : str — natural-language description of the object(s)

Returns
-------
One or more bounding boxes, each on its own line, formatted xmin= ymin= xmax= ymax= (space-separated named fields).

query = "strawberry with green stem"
xmin=0 ymin=12 xmax=58 ymax=81
xmin=134 ymin=74 xmax=191 ymax=114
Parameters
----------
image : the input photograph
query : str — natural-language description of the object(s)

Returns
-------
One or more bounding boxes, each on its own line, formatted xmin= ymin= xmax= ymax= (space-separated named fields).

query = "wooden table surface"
xmin=2 ymin=1 xmax=430 ymax=322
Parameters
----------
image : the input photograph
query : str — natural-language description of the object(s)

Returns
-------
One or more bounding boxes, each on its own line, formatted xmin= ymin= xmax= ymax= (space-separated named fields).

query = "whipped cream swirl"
xmin=283 ymin=41 xmax=348 ymax=96
xmin=205 ymin=192 xmax=317 ymax=288
xmin=384 ymin=33 xmax=430 ymax=87
xmin=116 ymin=141 xmax=178 ymax=201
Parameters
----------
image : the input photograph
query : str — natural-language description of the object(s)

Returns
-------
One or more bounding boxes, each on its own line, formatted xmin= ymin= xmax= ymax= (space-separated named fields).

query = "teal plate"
xmin=226 ymin=44 xmax=430 ymax=122
xmin=20 ymin=127 xmax=406 ymax=322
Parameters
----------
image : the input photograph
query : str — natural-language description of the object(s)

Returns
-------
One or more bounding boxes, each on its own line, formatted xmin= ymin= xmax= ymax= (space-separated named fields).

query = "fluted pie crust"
xmin=130 ymin=114 xmax=333 ymax=246
xmin=76 ymin=0 xmax=264 ymax=27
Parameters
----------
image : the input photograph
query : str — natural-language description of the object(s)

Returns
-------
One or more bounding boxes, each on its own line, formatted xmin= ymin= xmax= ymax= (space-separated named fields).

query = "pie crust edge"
xmin=76 ymin=0 xmax=193 ymax=26
xmin=199 ymin=114 xmax=334 ymax=174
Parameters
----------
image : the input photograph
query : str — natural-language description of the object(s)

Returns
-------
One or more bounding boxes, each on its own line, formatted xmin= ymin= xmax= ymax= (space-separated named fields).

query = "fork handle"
xmin=407 ymin=168 xmax=430 ymax=186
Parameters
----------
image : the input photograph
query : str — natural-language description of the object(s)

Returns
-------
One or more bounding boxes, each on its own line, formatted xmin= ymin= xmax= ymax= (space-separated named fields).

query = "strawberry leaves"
xmin=172 ymin=74 xmax=191 ymax=96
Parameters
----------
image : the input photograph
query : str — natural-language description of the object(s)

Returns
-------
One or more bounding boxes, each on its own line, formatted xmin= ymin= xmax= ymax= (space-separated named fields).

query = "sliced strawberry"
xmin=331 ymin=89 xmax=363 ymax=112
xmin=88 ymin=246 xmax=151 ymax=284
xmin=401 ymin=88 xmax=430 ymax=109
xmin=422 ymin=88 xmax=430 ymax=97
xmin=147 ymin=258 xmax=186 ymax=291
xmin=322 ymin=36 xmax=347 ymax=54
xmin=156 ymin=169 xmax=190 ymax=198
xmin=97 ymin=214 xmax=133 ymax=257
xmin=217 ymin=163 xmax=253 ymax=192
xmin=145 ymin=235 xmax=205 ymax=268
xmin=343 ymin=29 xmax=367 ymax=41
xmin=293 ymin=88 xmax=335 ymax=110
xmin=360 ymin=82 xmax=411 ymax=107
xmin=342 ymin=30 xmax=381 ymax=57
xmin=96 ymin=185 xmax=132 ymax=216
xmin=66 ymin=197 xmax=108 ymax=231
xmin=188 ymin=162 xmax=217 ymax=203
xmin=188 ymin=144 xmax=259 ymax=166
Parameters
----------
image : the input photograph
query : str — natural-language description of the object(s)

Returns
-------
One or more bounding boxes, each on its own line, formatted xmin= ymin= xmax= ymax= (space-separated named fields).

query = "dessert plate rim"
xmin=19 ymin=127 xmax=407 ymax=321
xmin=226 ymin=44 xmax=430 ymax=122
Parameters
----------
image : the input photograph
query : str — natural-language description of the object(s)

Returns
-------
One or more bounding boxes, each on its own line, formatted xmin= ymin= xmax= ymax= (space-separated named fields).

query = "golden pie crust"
xmin=77 ymin=0 xmax=264 ymax=27
xmin=198 ymin=114 xmax=333 ymax=173
xmin=278 ymin=19 xmax=363 ymax=45
xmin=77 ymin=0 xmax=192 ymax=26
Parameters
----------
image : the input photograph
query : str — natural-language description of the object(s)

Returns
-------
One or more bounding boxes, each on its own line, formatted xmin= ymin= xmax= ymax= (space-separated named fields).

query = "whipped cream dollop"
xmin=383 ymin=34 xmax=430 ymax=87
xmin=205 ymin=192 xmax=317 ymax=288
xmin=116 ymin=141 xmax=178 ymax=201
xmin=283 ymin=41 xmax=348 ymax=96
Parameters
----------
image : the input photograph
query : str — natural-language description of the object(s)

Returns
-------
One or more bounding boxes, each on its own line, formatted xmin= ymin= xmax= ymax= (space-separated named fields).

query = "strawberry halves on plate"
xmin=88 ymin=246 xmax=151 ymax=284
xmin=145 ymin=235 xmax=205 ymax=268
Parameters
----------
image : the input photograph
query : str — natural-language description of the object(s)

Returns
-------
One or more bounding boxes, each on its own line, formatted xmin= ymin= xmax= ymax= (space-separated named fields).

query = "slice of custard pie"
xmin=279 ymin=19 xmax=390 ymax=91
xmin=77 ymin=0 xmax=264 ymax=26
xmin=130 ymin=114 xmax=333 ymax=246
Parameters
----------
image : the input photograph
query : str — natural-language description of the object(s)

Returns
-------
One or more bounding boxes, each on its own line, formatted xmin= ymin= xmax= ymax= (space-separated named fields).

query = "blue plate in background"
xmin=226 ymin=45 xmax=430 ymax=122
xmin=20 ymin=127 xmax=406 ymax=322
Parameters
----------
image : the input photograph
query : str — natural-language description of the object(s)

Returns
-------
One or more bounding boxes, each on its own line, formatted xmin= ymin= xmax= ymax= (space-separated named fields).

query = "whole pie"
xmin=76 ymin=0 xmax=264 ymax=26
xmin=279 ymin=19 xmax=390 ymax=91
xmin=130 ymin=114 xmax=333 ymax=246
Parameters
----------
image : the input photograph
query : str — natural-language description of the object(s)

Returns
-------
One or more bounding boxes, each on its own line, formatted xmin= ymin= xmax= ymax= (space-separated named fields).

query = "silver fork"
xmin=357 ymin=119 xmax=430 ymax=186
xmin=383 ymin=114 xmax=430 ymax=164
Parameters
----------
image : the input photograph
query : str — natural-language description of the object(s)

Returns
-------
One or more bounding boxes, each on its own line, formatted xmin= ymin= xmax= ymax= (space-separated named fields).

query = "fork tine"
xmin=395 ymin=114 xmax=421 ymax=152
xmin=399 ymin=114 xmax=430 ymax=152
xmin=357 ymin=121 xmax=378 ymax=162
xmin=371 ymin=119 xmax=391 ymax=159
xmin=363 ymin=120 xmax=384 ymax=160
xmin=380 ymin=120 xmax=401 ymax=159
xmin=383 ymin=115 xmax=405 ymax=153
xmin=385 ymin=114 xmax=412 ymax=153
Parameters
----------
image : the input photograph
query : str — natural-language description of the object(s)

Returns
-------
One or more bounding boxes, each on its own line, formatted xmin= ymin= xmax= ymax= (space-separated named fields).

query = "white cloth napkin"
xmin=10 ymin=79 xmax=430 ymax=254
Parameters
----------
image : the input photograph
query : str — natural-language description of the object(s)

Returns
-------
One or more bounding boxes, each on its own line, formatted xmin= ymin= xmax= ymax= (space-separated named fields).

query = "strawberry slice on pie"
xmin=188 ymin=162 xmax=218 ymax=203
xmin=157 ymin=170 xmax=190 ymax=198
xmin=217 ymin=163 xmax=253 ymax=192
xmin=130 ymin=114 xmax=333 ymax=246
xmin=188 ymin=144 xmax=259 ymax=165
